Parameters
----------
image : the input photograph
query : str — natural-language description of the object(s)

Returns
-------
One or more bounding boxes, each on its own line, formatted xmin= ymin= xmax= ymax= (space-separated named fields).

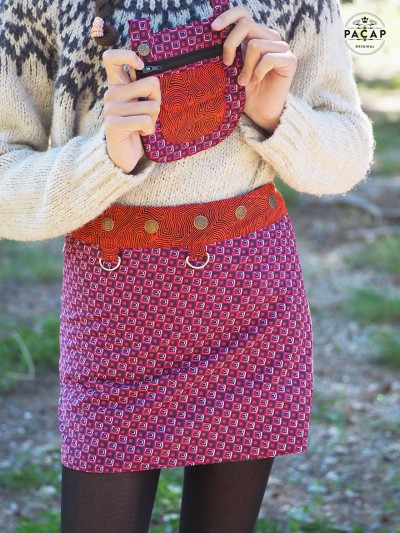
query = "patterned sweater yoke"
xmin=0 ymin=0 xmax=374 ymax=241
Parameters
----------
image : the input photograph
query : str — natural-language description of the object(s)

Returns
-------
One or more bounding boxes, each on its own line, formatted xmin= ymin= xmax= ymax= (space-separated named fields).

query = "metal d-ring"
xmin=185 ymin=252 xmax=210 ymax=270
xmin=99 ymin=256 xmax=122 ymax=272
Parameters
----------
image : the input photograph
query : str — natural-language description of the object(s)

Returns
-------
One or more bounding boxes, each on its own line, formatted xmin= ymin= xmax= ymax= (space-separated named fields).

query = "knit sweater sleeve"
xmin=237 ymin=0 xmax=375 ymax=196
xmin=0 ymin=1 xmax=156 ymax=242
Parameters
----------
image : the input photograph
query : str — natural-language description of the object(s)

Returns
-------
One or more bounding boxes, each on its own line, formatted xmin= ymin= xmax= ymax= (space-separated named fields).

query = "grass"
xmin=150 ymin=467 xmax=183 ymax=531
xmin=1 ymin=454 xmax=61 ymax=533
xmin=255 ymin=496 xmax=367 ymax=533
xmin=0 ymin=240 xmax=63 ymax=283
xmin=6 ymin=462 xmax=396 ymax=533
xmin=345 ymin=235 xmax=400 ymax=274
xmin=14 ymin=511 xmax=371 ymax=533
xmin=368 ymin=327 xmax=400 ymax=370
xmin=344 ymin=287 xmax=400 ymax=324
xmin=309 ymin=389 xmax=348 ymax=427
xmin=0 ymin=314 xmax=60 ymax=393
xmin=342 ymin=287 xmax=400 ymax=369
xmin=370 ymin=112 xmax=400 ymax=177
xmin=16 ymin=511 xmax=61 ymax=533
xmin=13 ymin=499 xmax=372 ymax=533
xmin=255 ymin=517 xmax=348 ymax=532
xmin=356 ymin=74 xmax=400 ymax=92
xmin=0 ymin=462 xmax=61 ymax=492
xmin=369 ymin=420 xmax=400 ymax=445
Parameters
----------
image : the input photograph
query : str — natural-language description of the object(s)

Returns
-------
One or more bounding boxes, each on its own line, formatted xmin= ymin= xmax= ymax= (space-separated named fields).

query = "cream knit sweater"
xmin=0 ymin=0 xmax=374 ymax=242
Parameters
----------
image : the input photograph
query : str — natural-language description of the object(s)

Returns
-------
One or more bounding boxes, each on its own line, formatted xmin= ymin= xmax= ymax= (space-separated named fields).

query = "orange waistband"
xmin=68 ymin=182 xmax=287 ymax=269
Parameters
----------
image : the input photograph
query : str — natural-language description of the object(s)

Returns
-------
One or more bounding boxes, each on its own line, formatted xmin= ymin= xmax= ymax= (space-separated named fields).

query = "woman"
xmin=0 ymin=0 xmax=374 ymax=532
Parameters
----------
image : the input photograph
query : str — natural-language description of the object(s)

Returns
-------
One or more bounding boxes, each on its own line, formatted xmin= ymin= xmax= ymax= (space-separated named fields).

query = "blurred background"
xmin=0 ymin=0 xmax=399 ymax=531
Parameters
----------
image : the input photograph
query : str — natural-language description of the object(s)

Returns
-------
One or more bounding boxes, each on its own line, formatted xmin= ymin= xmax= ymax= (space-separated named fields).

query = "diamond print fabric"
xmin=58 ymin=214 xmax=313 ymax=473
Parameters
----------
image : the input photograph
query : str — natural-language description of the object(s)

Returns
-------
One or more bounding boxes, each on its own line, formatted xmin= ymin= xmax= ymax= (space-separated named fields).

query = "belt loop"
xmin=98 ymin=244 xmax=121 ymax=272
xmin=185 ymin=243 xmax=210 ymax=270
xmin=99 ymin=255 xmax=121 ymax=271
xmin=185 ymin=250 xmax=210 ymax=270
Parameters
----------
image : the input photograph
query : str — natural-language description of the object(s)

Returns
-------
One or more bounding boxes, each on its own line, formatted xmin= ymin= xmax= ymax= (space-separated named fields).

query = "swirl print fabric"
xmin=58 ymin=214 xmax=313 ymax=473
xmin=159 ymin=61 xmax=227 ymax=144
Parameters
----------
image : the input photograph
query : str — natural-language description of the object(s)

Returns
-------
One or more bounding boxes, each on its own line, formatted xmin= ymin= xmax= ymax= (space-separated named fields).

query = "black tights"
xmin=61 ymin=457 xmax=275 ymax=533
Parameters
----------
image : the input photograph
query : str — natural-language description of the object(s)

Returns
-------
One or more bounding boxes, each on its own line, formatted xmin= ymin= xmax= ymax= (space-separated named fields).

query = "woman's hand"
xmin=211 ymin=6 xmax=298 ymax=135
xmin=102 ymin=49 xmax=161 ymax=174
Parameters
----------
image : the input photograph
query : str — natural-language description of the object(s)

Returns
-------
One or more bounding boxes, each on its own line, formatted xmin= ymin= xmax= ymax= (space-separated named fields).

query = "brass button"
xmin=137 ymin=43 xmax=150 ymax=56
xmin=235 ymin=205 xmax=247 ymax=220
xmin=194 ymin=215 xmax=208 ymax=230
xmin=102 ymin=217 xmax=114 ymax=232
xmin=144 ymin=219 xmax=159 ymax=234
xmin=268 ymin=195 xmax=277 ymax=208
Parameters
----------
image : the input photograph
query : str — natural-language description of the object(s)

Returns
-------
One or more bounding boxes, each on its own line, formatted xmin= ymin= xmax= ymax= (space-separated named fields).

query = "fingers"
xmin=104 ymin=75 xmax=161 ymax=105
xmin=102 ymin=49 xmax=162 ymax=143
xmin=102 ymin=48 xmax=144 ymax=86
xmin=239 ymin=40 xmax=292 ymax=84
xmin=103 ymin=77 xmax=161 ymax=137
xmin=103 ymin=75 xmax=161 ymax=137
xmin=211 ymin=6 xmax=294 ymax=87
xmin=104 ymin=99 xmax=161 ymax=125
xmin=105 ymin=114 xmax=156 ymax=137
xmin=212 ymin=5 xmax=281 ymax=42
xmin=211 ymin=4 xmax=253 ymax=31
xmin=252 ymin=50 xmax=298 ymax=82
xmin=211 ymin=6 xmax=281 ymax=64
xmin=102 ymin=50 xmax=162 ymax=170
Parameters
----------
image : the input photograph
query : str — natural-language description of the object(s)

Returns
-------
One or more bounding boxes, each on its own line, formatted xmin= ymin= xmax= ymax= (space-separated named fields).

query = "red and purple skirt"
xmin=58 ymin=183 xmax=313 ymax=473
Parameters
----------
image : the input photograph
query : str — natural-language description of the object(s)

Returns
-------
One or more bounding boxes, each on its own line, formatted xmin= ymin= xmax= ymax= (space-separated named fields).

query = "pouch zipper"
xmin=136 ymin=42 xmax=231 ymax=78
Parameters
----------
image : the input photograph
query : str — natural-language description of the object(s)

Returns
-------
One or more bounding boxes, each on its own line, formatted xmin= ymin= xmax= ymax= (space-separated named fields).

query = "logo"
xmin=344 ymin=12 xmax=386 ymax=55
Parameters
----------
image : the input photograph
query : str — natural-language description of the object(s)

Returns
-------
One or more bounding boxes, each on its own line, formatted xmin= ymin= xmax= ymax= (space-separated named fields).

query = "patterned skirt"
xmin=58 ymin=183 xmax=313 ymax=473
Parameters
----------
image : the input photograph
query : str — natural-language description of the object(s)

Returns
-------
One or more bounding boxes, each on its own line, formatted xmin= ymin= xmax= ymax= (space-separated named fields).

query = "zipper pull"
xmin=142 ymin=65 xmax=163 ymax=74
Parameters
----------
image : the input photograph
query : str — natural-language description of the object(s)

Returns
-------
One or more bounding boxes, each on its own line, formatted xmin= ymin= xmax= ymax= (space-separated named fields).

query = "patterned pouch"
xmin=128 ymin=0 xmax=246 ymax=163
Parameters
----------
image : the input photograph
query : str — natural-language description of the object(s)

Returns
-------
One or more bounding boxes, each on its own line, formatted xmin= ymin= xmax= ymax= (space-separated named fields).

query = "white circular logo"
xmin=344 ymin=12 xmax=386 ymax=55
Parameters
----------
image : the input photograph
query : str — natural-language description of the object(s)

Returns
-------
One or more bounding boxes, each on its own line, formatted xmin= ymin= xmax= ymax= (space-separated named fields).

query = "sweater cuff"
xmin=238 ymin=92 xmax=300 ymax=156
xmin=237 ymin=93 xmax=313 ymax=190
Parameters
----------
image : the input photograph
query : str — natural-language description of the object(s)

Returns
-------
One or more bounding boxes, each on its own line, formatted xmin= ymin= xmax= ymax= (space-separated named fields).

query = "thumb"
xmin=128 ymin=63 xmax=140 ymax=83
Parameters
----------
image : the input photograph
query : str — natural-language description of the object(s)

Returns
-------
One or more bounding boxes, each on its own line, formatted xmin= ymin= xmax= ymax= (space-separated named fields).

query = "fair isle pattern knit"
xmin=1 ymin=0 xmax=337 ymax=109
xmin=0 ymin=0 xmax=374 ymax=241
xmin=59 ymin=214 xmax=313 ymax=473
